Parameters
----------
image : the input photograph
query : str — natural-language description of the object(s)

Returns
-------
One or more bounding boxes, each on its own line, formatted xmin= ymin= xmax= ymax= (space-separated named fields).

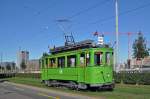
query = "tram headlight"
xmin=107 ymin=73 xmax=110 ymax=77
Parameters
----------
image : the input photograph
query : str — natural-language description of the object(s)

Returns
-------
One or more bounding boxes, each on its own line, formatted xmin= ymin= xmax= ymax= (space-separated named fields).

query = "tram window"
xmin=58 ymin=57 xmax=65 ymax=68
xmin=80 ymin=53 xmax=85 ymax=66
xmin=94 ymin=52 xmax=103 ymax=65
xmin=67 ymin=55 xmax=76 ymax=67
xmin=50 ymin=58 xmax=56 ymax=68
xmin=112 ymin=52 xmax=114 ymax=63
xmin=86 ymin=53 xmax=90 ymax=66
xmin=45 ymin=58 xmax=48 ymax=68
xmin=42 ymin=60 xmax=44 ymax=68
xmin=106 ymin=52 xmax=111 ymax=65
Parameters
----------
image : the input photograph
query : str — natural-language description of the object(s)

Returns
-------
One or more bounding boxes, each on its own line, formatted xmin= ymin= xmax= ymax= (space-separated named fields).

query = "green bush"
xmin=15 ymin=73 xmax=40 ymax=79
xmin=123 ymin=73 xmax=137 ymax=84
xmin=14 ymin=72 xmax=150 ymax=85
xmin=114 ymin=72 xmax=150 ymax=85
xmin=114 ymin=72 xmax=121 ymax=83
xmin=138 ymin=73 xmax=150 ymax=85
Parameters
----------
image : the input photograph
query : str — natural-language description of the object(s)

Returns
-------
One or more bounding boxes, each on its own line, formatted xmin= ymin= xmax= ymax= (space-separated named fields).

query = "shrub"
xmin=15 ymin=73 xmax=40 ymax=79
xmin=114 ymin=72 xmax=150 ymax=85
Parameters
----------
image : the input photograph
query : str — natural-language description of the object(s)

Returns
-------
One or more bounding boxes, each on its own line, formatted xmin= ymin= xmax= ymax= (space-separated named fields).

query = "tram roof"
xmin=50 ymin=39 xmax=111 ymax=54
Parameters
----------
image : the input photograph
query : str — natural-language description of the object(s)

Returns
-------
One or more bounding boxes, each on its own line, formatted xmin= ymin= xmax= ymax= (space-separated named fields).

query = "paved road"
xmin=0 ymin=81 xmax=97 ymax=99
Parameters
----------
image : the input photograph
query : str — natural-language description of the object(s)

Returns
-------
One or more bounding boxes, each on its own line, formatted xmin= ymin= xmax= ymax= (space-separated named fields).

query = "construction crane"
xmin=93 ymin=31 xmax=138 ymax=60
xmin=120 ymin=32 xmax=138 ymax=60
xmin=146 ymin=41 xmax=150 ymax=54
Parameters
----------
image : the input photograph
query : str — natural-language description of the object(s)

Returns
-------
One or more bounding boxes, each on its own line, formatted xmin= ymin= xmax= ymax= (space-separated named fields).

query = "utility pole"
xmin=115 ymin=0 xmax=119 ymax=72
xmin=0 ymin=53 xmax=2 ymax=72
xmin=0 ymin=53 xmax=3 ymax=73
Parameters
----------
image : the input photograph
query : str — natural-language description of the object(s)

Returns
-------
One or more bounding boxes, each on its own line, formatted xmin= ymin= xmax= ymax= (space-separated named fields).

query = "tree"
xmin=6 ymin=64 xmax=11 ymax=70
xmin=43 ymin=52 xmax=49 ymax=56
xmin=0 ymin=65 xmax=4 ymax=70
xmin=132 ymin=31 xmax=149 ymax=60
xmin=0 ymin=65 xmax=2 ymax=71
xmin=20 ymin=61 xmax=26 ymax=70
xmin=12 ymin=62 xmax=16 ymax=70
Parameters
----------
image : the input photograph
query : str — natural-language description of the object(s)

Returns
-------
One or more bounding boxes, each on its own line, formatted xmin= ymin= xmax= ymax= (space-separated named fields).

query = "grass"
xmin=92 ymin=84 xmax=150 ymax=99
xmin=5 ymin=77 xmax=150 ymax=99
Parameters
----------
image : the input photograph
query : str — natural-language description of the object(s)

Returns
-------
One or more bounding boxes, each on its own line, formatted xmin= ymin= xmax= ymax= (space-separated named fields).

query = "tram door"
xmin=77 ymin=53 xmax=87 ymax=82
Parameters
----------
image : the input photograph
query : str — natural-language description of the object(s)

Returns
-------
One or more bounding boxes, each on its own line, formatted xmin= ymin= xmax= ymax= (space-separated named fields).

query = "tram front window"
xmin=94 ymin=52 xmax=103 ymax=65
xmin=106 ymin=52 xmax=111 ymax=65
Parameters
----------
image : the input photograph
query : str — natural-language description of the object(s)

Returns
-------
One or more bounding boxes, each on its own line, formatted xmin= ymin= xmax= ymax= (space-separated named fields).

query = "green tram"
xmin=40 ymin=40 xmax=114 ymax=90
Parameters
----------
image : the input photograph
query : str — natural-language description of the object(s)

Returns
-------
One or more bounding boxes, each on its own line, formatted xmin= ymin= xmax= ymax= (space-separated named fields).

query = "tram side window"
xmin=112 ymin=52 xmax=114 ymax=63
xmin=106 ymin=52 xmax=111 ymax=65
xmin=86 ymin=53 xmax=90 ymax=66
xmin=42 ymin=60 xmax=44 ymax=68
xmin=50 ymin=58 xmax=56 ymax=68
xmin=45 ymin=58 xmax=48 ymax=68
xmin=80 ymin=53 xmax=85 ymax=66
xmin=67 ymin=55 xmax=76 ymax=67
xmin=94 ymin=52 xmax=103 ymax=65
xmin=58 ymin=57 xmax=65 ymax=68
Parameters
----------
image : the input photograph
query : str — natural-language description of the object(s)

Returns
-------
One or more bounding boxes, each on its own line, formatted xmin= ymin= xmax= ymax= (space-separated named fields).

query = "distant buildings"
xmin=119 ymin=57 xmax=150 ymax=72
xmin=0 ymin=62 xmax=16 ymax=70
xmin=130 ymin=56 xmax=150 ymax=69
xmin=16 ymin=50 xmax=40 ymax=72
xmin=26 ymin=59 xmax=40 ymax=72
xmin=17 ymin=51 xmax=29 ymax=69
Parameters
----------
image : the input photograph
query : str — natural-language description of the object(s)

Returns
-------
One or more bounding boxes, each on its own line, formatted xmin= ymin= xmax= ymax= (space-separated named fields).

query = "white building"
xmin=17 ymin=51 xmax=29 ymax=69
xmin=130 ymin=56 xmax=150 ymax=69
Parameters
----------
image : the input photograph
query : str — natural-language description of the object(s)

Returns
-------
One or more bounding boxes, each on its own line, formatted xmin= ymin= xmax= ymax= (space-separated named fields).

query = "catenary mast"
xmin=115 ymin=0 xmax=119 ymax=72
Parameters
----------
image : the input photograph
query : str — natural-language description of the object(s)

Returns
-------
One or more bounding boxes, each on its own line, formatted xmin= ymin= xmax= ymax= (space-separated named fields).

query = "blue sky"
xmin=0 ymin=0 xmax=150 ymax=63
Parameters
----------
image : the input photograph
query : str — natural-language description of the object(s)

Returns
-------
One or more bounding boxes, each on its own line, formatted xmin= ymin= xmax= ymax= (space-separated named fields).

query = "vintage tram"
xmin=40 ymin=39 xmax=114 ymax=90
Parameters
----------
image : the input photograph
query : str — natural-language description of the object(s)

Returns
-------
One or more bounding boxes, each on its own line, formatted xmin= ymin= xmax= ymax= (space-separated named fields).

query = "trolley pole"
xmin=115 ymin=0 xmax=119 ymax=72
